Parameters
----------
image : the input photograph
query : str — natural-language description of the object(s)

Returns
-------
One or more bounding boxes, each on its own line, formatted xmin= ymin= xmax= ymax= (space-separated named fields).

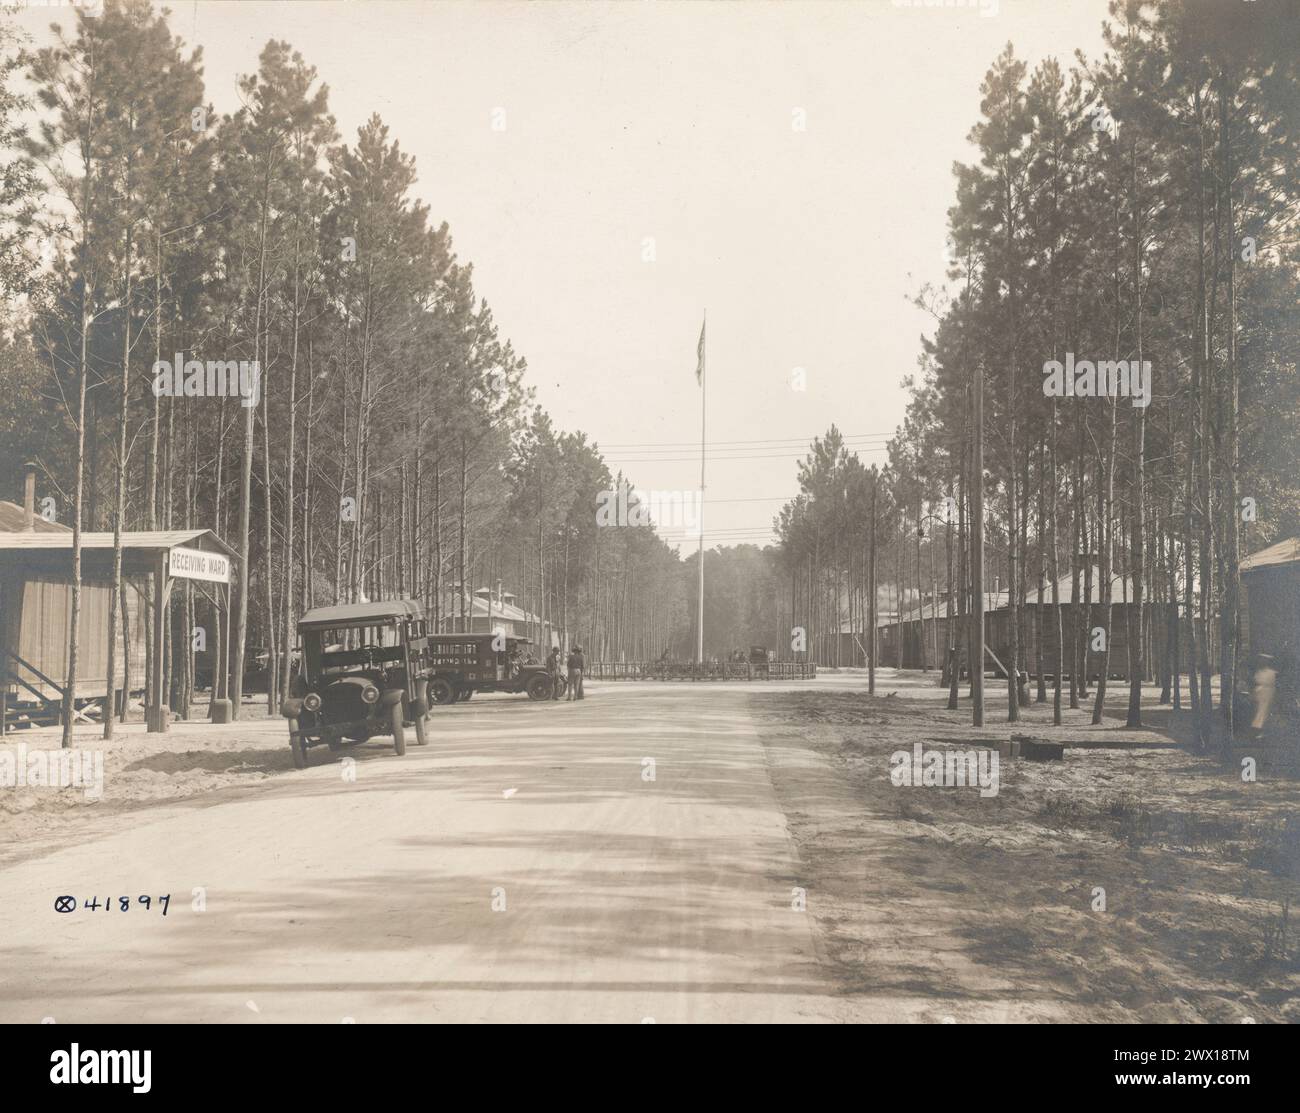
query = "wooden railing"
xmin=1 ymin=647 xmax=67 ymax=734
xmin=582 ymin=661 xmax=817 ymax=681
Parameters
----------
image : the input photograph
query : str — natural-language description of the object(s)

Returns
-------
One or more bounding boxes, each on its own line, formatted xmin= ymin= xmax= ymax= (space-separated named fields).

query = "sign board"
xmin=168 ymin=546 xmax=231 ymax=584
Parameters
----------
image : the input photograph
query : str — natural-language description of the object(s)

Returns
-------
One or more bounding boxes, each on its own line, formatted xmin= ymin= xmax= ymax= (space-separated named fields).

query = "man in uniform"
xmin=548 ymin=645 xmax=562 ymax=700
xmin=567 ymin=644 xmax=585 ymax=701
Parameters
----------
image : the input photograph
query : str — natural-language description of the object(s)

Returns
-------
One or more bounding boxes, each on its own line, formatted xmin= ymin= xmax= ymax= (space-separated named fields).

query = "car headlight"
xmin=304 ymin=692 xmax=322 ymax=712
xmin=361 ymin=685 xmax=379 ymax=704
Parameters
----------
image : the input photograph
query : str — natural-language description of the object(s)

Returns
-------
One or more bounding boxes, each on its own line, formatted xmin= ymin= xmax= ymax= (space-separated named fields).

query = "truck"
xmin=425 ymin=633 xmax=560 ymax=703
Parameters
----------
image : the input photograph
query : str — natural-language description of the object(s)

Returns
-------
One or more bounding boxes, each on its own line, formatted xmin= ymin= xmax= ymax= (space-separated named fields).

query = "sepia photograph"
xmin=0 ymin=0 xmax=1298 ymax=1083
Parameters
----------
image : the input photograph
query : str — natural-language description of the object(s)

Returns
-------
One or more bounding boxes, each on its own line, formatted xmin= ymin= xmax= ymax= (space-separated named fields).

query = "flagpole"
xmin=697 ymin=311 xmax=706 ymax=665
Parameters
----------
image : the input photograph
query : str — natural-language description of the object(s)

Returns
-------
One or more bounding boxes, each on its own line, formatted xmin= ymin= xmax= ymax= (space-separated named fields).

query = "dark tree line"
xmin=776 ymin=0 xmax=1300 ymax=753
xmin=0 ymin=0 xmax=689 ymax=738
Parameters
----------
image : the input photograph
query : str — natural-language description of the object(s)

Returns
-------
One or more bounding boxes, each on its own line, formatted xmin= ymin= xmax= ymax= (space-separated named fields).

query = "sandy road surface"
xmin=0 ymin=682 xmax=852 ymax=1023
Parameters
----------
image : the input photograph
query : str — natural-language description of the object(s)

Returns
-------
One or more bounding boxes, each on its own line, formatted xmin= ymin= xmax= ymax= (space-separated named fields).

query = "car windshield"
xmin=303 ymin=621 xmax=403 ymax=679
xmin=317 ymin=623 xmax=400 ymax=648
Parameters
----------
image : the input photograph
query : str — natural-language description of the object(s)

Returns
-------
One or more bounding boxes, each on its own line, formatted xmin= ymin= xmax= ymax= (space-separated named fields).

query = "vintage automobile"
xmin=425 ymin=633 xmax=558 ymax=703
xmin=280 ymin=599 xmax=431 ymax=768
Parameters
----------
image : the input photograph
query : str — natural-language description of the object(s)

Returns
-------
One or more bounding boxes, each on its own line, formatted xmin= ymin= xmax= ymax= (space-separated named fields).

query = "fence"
xmin=583 ymin=661 xmax=817 ymax=681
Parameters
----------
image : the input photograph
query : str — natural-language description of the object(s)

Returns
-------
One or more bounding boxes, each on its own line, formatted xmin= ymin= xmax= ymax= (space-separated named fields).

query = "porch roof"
xmin=0 ymin=528 xmax=236 ymax=558
xmin=0 ymin=526 xmax=236 ymax=581
xmin=1242 ymin=537 xmax=1300 ymax=572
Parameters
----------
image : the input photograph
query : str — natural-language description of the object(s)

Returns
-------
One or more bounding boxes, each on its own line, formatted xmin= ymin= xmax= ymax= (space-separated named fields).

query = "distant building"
xmin=871 ymin=566 xmax=1184 ymax=681
xmin=439 ymin=584 xmax=560 ymax=649
xmin=1241 ymin=537 xmax=1300 ymax=663
xmin=874 ymin=591 xmax=1008 ymax=672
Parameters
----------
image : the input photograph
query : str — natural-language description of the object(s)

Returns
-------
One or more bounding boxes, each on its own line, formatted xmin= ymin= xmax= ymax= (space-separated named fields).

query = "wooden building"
xmin=1 ymin=464 xmax=235 ymax=733
xmin=440 ymin=584 xmax=558 ymax=648
xmin=874 ymin=568 xmax=1186 ymax=681
xmin=0 ymin=482 xmax=147 ymax=721
xmin=986 ymin=571 xmax=1183 ymax=682
xmin=875 ymin=591 xmax=1005 ymax=672
xmin=1241 ymin=537 xmax=1300 ymax=662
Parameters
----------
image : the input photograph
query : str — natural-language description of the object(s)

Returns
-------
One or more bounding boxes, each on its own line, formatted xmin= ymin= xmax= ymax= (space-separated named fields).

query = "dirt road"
xmin=0 ymin=681 xmax=853 ymax=1023
xmin=6 ymin=673 xmax=1295 ymax=1023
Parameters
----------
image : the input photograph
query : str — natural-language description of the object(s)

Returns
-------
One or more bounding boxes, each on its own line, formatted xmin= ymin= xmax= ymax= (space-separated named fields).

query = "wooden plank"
xmin=983 ymin=642 xmax=1009 ymax=678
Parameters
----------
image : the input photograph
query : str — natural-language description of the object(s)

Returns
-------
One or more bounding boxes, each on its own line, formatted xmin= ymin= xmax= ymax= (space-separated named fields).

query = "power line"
xmin=665 ymin=535 xmax=774 ymax=543
xmin=605 ymin=447 xmax=889 ymax=463
xmin=604 ymin=441 xmax=891 ymax=456
xmin=660 ymin=527 xmax=776 ymax=534
xmin=602 ymin=432 xmax=899 ymax=547
xmin=701 ymin=495 xmax=797 ymax=503
xmin=599 ymin=432 xmax=892 ymax=449
xmin=601 ymin=431 xmax=891 ymax=446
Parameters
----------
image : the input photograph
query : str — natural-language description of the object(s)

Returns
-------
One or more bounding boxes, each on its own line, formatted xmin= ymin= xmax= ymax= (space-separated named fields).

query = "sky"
xmin=14 ymin=0 xmax=1115 ymax=551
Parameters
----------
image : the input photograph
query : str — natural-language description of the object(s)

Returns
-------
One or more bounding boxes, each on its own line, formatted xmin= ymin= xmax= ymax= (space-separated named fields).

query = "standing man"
xmin=1251 ymin=653 xmax=1278 ymax=733
xmin=548 ymin=644 xmax=562 ymax=701
xmin=567 ymin=643 xmax=584 ymax=701
xmin=1251 ymin=640 xmax=1293 ymax=735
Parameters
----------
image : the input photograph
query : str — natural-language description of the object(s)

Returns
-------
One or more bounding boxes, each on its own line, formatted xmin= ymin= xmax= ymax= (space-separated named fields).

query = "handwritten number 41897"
xmin=54 ymin=895 xmax=171 ymax=915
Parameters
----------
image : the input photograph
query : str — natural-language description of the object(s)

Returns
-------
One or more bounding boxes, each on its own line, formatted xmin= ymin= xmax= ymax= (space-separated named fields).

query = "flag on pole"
xmin=695 ymin=318 xmax=706 ymax=385
xmin=695 ymin=312 xmax=706 ymax=664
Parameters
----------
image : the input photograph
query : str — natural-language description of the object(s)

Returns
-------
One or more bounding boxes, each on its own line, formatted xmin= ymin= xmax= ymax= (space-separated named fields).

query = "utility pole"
xmin=868 ymin=467 xmax=878 ymax=696
xmin=916 ymin=510 xmax=926 ymax=670
xmin=696 ymin=313 xmax=707 ymax=664
xmin=972 ymin=359 xmax=985 ymax=726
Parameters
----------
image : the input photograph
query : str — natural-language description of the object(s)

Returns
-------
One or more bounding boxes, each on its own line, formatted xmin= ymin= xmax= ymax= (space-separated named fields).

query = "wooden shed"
xmin=987 ymin=569 xmax=1183 ymax=683
xmin=1 ymin=466 xmax=236 ymax=733
xmin=0 ymin=495 xmax=148 ymax=719
xmin=874 ymin=568 xmax=1186 ymax=682
xmin=1241 ymin=537 xmax=1300 ymax=662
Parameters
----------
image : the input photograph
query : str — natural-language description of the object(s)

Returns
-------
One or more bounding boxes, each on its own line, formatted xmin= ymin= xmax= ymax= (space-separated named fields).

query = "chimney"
xmin=23 ymin=461 xmax=36 ymax=530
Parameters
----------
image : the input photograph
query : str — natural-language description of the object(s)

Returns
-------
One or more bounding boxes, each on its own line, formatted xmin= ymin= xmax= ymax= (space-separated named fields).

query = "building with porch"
xmin=1 ymin=464 xmax=236 ymax=733
xmin=439 ymin=584 xmax=560 ymax=649
xmin=1242 ymin=537 xmax=1300 ymax=663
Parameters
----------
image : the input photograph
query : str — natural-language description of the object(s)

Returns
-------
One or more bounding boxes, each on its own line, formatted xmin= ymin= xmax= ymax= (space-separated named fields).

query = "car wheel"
xmin=526 ymin=674 xmax=552 ymax=701
xmin=288 ymin=721 xmax=307 ymax=769
xmin=391 ymin=702 xmax=407 ymax=756
xmin=429 ymin=677 xmax=456 ymax=705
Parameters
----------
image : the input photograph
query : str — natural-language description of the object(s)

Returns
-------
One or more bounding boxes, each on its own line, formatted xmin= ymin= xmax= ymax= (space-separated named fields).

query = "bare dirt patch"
xmin=751 ymin=674 xmax=1300 ymax=1023
xmin=0 ymin=707 xmax=299 ymax=867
